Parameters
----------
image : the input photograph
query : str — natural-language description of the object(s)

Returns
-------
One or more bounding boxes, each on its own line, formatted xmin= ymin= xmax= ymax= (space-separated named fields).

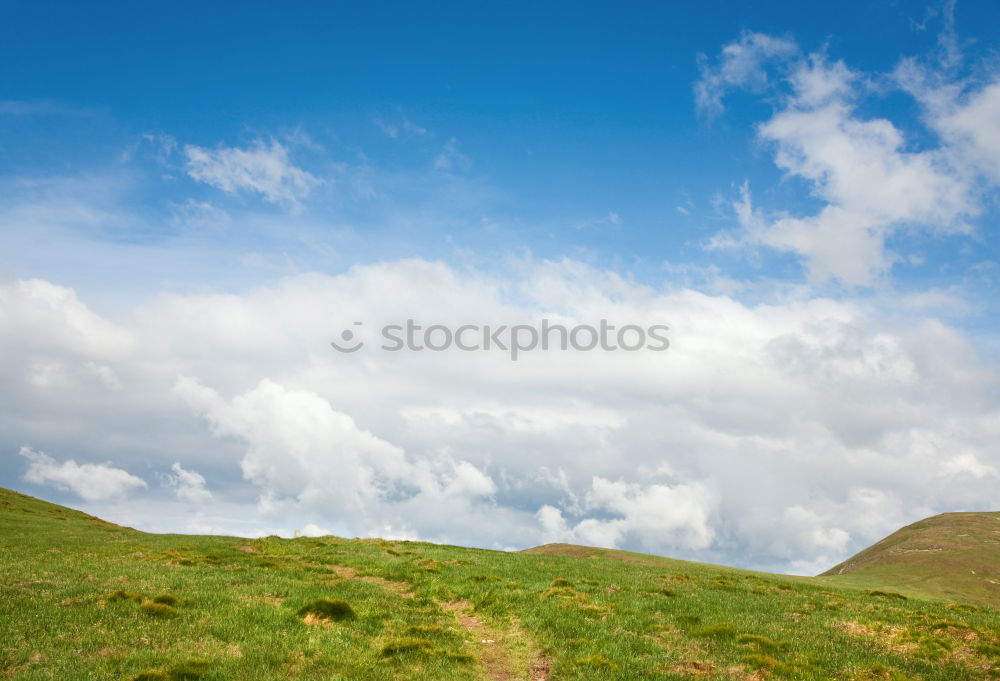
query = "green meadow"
xmin=2 ymin=488 xmax=998 ymax=680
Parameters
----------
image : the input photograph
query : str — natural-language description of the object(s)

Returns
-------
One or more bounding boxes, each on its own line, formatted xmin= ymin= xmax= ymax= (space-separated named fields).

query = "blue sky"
xmin=4 ymin=0 xmax=997 ymax=289
xmin=2 ymin=1 xmax=1000 ymax=573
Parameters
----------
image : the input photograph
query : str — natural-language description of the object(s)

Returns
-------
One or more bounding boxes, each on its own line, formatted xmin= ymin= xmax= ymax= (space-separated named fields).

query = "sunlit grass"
xmin=2 ymin=488 xmax=999 ymax=680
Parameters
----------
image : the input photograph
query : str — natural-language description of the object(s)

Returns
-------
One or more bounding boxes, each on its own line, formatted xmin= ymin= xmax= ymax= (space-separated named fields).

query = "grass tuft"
xmin=574 ymin=654 xmax=618 ymax=669
xmin=690 ymin=623 xmax=737 ymax=639
xmin=296 ymin=598 xmax=356 ymax=622
xmin=928 ymin=618 xmax=970 ymax=631
xmin=131 ymin=659 xmax=212 ymax=681
xmin=403 ymin=624 xmax=446 ymax=636
xmin=738 ymin=633 xmax=789 ymax=652
xmin=108 ymin=590 xmax=144 ymax=603
xmin=741 ymin=653 xmax=794 ymax=676
xmin=152 ymin=594 xmax=178 ymax=606
xmin=867 ymin=590 xmax=907 ymax=600
xmin=898 ymin=628 xmax=953 ymax=660
xmin=139 ymin=602 xmax=177 ymax=618
xmin=379 ymin=638 xmax=434 ymax=657
xmin=541 ymin=586 xmax=581 ymax=599
xmin=643 ymin=587 xmax=677 ymax=597
xmin=165 ymin=659 xmax=212 ymax=680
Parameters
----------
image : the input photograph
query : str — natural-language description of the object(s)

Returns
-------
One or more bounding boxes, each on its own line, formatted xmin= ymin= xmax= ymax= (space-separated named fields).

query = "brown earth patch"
xmin=301 ymin=613 xmax=332 ymax=626
xmin=668 ymin=660 xmax=716 ymax=676
xmin=328 ymin=564 xmax=414 ymax=598
xmin=836 ymin=620 xmax=917 ymax=655
xmin=529 ymin=656 xmax=552 ymax=681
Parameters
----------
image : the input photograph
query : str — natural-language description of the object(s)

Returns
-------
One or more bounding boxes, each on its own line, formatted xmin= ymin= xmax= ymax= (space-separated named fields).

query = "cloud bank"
xmin=3 ymin=259 xmax=999 ymax=572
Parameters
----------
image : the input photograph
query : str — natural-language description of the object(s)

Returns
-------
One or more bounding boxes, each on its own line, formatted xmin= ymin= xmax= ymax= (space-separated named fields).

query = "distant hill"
xmin=821 ymin=511 xmax=1000 ymax=609
xmin=2 ymin=487 xmax=999 ymax=680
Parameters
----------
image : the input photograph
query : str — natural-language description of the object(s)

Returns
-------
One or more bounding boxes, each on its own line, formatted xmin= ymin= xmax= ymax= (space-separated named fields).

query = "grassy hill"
xmin=2 ymin=488 xmax=999 ymax=680
xmin=821 ymin=512 xmax=1000 ymax=609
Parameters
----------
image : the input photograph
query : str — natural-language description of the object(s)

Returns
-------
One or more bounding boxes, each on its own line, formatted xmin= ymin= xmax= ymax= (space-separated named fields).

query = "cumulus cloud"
xmin=896 ymin=53 xmax=1000 ymax=184
xmin=173 ymin=377 xmax=413 ymax=518
xmin=700 ymin=33 xmax=1000 ymax=286
xmin=184 ymin=139 xmax=319 ymax=207
xmin=298 ymin=523 xmax=333 ymax=537
xmin=172 ymin=376 xmax=503 ymax=540
xmin=0 ymin=278 xmax=133 ymax=358
xmin=162 ymin=462 xmax=213 ymax=504
xmin=19 ymin=446 xmax=147 ymax=501
xmin=3 ymin=261 xmax=999 ymax=572
xmin=539 ymin=477 xmax=716 ymax=553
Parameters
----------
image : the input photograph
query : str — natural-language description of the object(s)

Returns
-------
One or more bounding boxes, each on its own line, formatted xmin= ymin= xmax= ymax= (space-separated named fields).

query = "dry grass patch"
xmin=327 ymin=563 xmax=415 ymax=597
xmin=667 ymin=660 xmax=716 ymax=676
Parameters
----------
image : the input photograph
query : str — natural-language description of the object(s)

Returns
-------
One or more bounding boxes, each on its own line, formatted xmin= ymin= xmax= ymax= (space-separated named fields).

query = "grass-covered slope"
xmin=821 ymin=512 xmax=1000 ymax=609
xmin=2 ymin=488 xmax=999 ymax=681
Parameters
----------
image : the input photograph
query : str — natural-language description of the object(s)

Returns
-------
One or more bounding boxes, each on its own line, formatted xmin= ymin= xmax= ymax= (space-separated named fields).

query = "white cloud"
xmin=754 ymin=57 xmax=973 ymax=285
xmin=3 ymin=259 xmax=1000 ymax=572
xmin=898 ymin=59 xmax=1000 ymax=184
xmin=173 ymin=376 xmax=412 ymax=518
xmin=695 ymin=31 xmax=798 ymax=116
xmin=19 ymin=446 xmax=147 ymax=501
xmin=0 ymin=278 xmax=133 ymax=358
xmin=575 ymin=477 xmax=716 ymax=552
xmin=184 ymin=139 xmax=319 ymax=207
xmin=940 ymin=453 xmax=997 ymax=479
xmin=702 ymin=35 xmax=999 ymax=285
xmin=172 ymin=376 xmax=502 ymax=540
xmin=298 ymin=523 xmax=333 ymax=537
xmin=934 ymin=82 xmax=1000 ymax=181
xmin=163 ymin=462 xmax=213 ymax=504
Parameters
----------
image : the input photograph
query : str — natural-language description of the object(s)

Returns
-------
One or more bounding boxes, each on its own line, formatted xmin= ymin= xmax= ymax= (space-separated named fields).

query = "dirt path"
xmin=442 ymin=600 xmax=550 ymax=681
xmin=326 ymin=564 xmax=549 ymax=680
